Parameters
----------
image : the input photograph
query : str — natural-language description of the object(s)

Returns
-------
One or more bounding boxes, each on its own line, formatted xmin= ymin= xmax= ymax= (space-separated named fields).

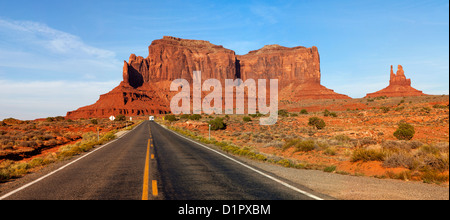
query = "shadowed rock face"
xmin=365 ymin=65 xmax=426 ymax=98
xmin=67 ymin=36 xmax=350 ymax=119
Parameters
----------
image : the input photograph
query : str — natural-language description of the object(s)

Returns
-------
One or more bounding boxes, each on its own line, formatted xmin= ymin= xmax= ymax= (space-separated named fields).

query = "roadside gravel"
xmin=241 ymin=157 xmax=449 ymax=200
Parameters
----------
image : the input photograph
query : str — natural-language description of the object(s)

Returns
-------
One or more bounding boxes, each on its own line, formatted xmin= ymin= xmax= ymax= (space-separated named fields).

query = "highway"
xmin=0 ymin=121 xmax=325 ymax=200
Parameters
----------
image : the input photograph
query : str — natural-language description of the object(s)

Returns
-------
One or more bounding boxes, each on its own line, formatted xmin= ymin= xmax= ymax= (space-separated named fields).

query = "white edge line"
xmin=0 ymin=122 xmax=144 ymax=200
xmin=158 ymin=122 xmax=324 ymax=201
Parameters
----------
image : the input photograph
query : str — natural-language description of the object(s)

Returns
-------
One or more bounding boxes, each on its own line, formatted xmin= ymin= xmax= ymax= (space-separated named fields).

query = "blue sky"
xmin=0 ymin=0 xmax=448 ymax=120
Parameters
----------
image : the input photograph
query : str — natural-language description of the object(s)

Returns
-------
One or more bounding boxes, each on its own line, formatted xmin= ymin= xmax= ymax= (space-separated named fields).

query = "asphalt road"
xmin=0 ymin=121 xmax=326 ymax=200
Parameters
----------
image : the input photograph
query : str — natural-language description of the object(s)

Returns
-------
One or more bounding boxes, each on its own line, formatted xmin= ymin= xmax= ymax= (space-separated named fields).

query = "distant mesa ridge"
xmin=66 ymin=36 xmax=423 ymax=119
xmin=365 ymin=65 xmax=426 ymax=98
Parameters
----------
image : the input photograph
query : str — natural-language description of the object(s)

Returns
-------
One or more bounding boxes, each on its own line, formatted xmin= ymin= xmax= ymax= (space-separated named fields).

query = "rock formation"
xmin=238 ymin=44 xmax=350 ymax=101
xmin=66 ymin=36 xmax=350 ymax=119
xmin=365 ymin=65 xmax=426 ymax=98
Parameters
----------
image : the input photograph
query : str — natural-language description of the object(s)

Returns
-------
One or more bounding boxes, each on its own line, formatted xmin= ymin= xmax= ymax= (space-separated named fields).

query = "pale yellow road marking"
xmin=151 ymin=154 xmax=155 ymax=159
xmin=152 ymin=180 xmax=158 ymax=196
xmin=142 ymin=139 xmax=151 ymax=200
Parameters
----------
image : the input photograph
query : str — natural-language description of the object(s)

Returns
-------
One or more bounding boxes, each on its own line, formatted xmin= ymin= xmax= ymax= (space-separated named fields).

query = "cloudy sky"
xmin=0 ymin=0 xmax=448 ymax=120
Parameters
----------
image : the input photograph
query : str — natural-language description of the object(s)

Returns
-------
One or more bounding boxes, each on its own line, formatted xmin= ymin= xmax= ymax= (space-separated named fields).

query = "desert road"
xmin=0 ymin=121 xmax=328 ymax=200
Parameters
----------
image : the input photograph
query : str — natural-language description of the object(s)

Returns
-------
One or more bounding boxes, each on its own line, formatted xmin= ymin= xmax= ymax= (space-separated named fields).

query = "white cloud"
xmin=0 ymin=18 xmax=123 ymax=120
xmin=0 ymin=18 xmax=121 ymax=80
xmin=0 ymin=19 xmax=115 ymax=58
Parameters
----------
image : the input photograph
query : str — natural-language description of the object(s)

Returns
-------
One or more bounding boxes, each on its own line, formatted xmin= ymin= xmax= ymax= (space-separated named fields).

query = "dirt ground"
xmin=169 ymin=95 xmax=449 ymax=185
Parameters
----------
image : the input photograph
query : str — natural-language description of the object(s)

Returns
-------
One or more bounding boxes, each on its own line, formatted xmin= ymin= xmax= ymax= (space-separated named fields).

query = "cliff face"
xmin=366 ymin=65 xmax=426 ymax=98
xmin=124 ymin=36 xmax=237 ymax=86
xmin=238 ymin=44 xmax=321 ymax=86
xmin=67 ymin=36 xmax=350 ymax=119
xmin=238 ymin=44 xmax=349 ymax=101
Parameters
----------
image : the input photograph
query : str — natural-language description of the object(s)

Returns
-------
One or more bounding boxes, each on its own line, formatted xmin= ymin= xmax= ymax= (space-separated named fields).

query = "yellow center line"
xmin=142 ymin=139 xmax=151 ymax=200
xmin=152 ymin=180 xmax=158 ymax=196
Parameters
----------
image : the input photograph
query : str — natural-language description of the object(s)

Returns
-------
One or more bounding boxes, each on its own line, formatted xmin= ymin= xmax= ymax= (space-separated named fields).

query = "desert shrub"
xmin=300 ymin=109 xmax=308 ymax=114
xmin=295 ymin=140 xmax=315 ymax=152
xmin=433 ymin=104 xmax=448 ymax=109
xmin=180 ymin=114 xmax=190 ymax=119
xmin=323 ymin=109 xmax=337 ymax=117
xmin=380 ymin=106 xmax=390 ymax=113
xmin=189 ymin=114 xmax=202 ymax=120
xmin=420 ymin=107 xmax=431 ymax=113
xmin=282 ymin=139 xmax=316 ymax=152
xmin=263 ymin=140 xmax=284 ymax=149
xmin=383 ymin=151 xmax=416 ymax=169
xmin=334 ymin=134 xmax=351 ymax=143
xmin=209 ymin=117 xmax=226 ymax=131
xmin=91 ymin=119 xmax=98 ymax=125
xmin=282 ymin=139 xmax=300 ymax=151
xmin=351 ymin=148 xmax=385 ymax=162
xmin=422 ymin=170 xmax=449 ymax=184
xmin=382 ymin=140 xmax=423 ymax=152
xmin=115 ymin=114 xmax=126 ymax=121
xmin=164 ymin=115 xmax=177 ymax=122
xmin=357 ymin=137 xmax=377 ymax=147
xmin=278 ymin=109 xmax=289 ymax=117
xmin=54 ymin=116 xmax=65 ymax=121
xmin=308 ymin=117 xmax=326 ymax=129
xmin=249 ymin=112 xmax=263 ymax=118
xmin=243 ymin=116 xmax=251 ymax=122
xmin=324 ymin=165 xmax=337 ymax=173
xmin=394 ymin=122 xmax=415 ymax=140
xmin=324 ymin=147 xmax=337 ymax=156
xmin=277 ymin=159 xmax=295 ymax=168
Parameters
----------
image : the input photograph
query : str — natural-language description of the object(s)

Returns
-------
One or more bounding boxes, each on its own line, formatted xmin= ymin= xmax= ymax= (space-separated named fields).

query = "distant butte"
xmin=366 ymin=65 xmax=426 ymax=98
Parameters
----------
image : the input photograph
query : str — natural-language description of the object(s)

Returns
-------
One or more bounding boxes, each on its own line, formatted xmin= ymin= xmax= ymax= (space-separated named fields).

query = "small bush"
xmin=91 ymin=119 xmax=98 ymax=125
xmin=433 ymin=104 xmax=448 ymax=109
xmin=115 ymin=114 xmax=126 ymax=121
xmin=383 ymin=151 xmax=416 ymax=169
xmin=334 ymin=134 xmax=351 ymax=143
xmin=308 ymin=117 xmax=326 ymax=129
xmin=164 ymin=115 xmax=177 ymax=122
xmin=209 ymin=117 xmax=226 ymax=131
xmin=278 ymin=109 xmax=289 ymax=117
xmin=351 ymin=148 xmax=385 ymax=162
xmin=324 ymin=165 xmax=337 ymax=173
xmin=394 ymin=122 xmax=415 ymax=140
xmin=189 ymin=114 xmax=202 ymax=120
xmin=243 ymin=116 xmax=251 ymax=122
xmin=380 ymin=106 xmax=390 ymax=113
xmin=282 ymin=139 xmax=316 ymax=152
xmin=295 ymin=140 xmax=315 ymax=152
xmin=300 ymin=109 xmax=308 ymax=114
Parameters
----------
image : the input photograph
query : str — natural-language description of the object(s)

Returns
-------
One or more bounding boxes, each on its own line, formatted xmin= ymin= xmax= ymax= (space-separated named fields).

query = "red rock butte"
xmin=365 ymin=65 xmax=426 ymax=98
xmin=67 ymin=36 xmax=351 ymax=119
